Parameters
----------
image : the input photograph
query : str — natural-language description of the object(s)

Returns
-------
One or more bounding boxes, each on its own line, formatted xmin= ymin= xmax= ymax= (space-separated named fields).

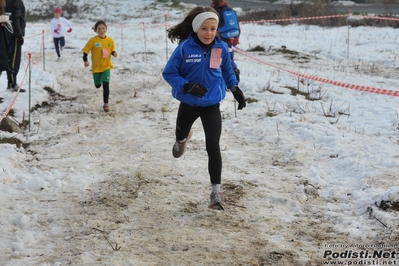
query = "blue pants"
xmin=53 ymin=36 xmax=65 ymax=57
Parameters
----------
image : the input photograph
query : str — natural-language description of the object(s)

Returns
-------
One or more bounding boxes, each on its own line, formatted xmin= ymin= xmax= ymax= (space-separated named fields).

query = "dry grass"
xmin=239 ymin=1 xmax=399 ymax=28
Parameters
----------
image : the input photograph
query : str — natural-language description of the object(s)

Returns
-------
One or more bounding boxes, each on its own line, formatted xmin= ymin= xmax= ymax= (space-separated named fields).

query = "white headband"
xmin=192 ymin=12 xmax=219 ymax=33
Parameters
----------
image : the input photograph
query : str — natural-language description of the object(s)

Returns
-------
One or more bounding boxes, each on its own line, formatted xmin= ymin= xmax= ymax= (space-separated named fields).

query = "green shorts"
xmin=93 ymin=69 xmax=111 ymax=86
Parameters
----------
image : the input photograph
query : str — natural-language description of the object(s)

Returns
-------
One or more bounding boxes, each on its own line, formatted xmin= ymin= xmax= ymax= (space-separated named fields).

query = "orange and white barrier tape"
xmin=233 ymin=47 xmax=399 ymax=97
xmin=240 ymin=14 xmax=349 ymax=24
xmin=350 ymin=15 xmax=399 ymax=21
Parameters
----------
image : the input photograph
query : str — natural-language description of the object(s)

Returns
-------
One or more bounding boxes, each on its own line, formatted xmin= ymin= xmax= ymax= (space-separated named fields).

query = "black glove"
xmin=18 ymin=37 xmax=24 ymax=46
xmin=233 ymin=68 xmax=240 ymax=83
xmin=231 ymin=86 xmax=246 ymax=110
xmin=183 ymin=83 xmax=207 ymax=98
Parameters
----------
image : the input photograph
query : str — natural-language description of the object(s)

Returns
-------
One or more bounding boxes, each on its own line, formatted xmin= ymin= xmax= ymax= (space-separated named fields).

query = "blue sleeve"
xmin=162 ymin=44 xmax=188 ymax=94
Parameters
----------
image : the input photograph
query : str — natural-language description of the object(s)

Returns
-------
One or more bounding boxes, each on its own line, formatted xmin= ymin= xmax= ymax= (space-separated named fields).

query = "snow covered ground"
xmin=0 ymin=0 xmax=398 ymax=265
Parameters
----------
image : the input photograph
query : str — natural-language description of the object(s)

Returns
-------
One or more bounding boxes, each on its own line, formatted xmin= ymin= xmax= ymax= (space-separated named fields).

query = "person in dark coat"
xmin=5 ymin=0 xmax=26 ymax=92
xmin=0 ymin=0 xmax=9 ymax=75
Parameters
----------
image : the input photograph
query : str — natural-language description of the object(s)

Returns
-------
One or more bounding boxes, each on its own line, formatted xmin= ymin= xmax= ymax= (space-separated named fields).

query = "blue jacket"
xmin=162 ymin=34 xmax=237 ymax=107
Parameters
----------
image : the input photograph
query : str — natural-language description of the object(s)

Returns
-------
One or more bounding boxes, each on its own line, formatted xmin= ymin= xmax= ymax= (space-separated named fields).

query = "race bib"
xmin=102 ymin=48 xmax=109 ymax=58
xmin=210 ymin=48 xmax=222 ymax=69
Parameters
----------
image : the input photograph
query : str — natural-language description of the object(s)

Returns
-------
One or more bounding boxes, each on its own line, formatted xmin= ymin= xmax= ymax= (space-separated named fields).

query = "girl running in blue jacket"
xmin=162 ymin=6 xmax=246 ymax=210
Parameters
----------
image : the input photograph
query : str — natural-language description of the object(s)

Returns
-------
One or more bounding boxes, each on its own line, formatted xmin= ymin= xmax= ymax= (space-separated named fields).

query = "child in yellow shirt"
xmin=82 ymin=20 xmax=117 ymax=112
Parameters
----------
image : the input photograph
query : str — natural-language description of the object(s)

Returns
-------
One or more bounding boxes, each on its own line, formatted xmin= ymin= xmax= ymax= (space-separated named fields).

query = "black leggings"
xmin=175 ymin=103 xmax=222 ymax=184
xmin=95 ymin=82 xmax=109 ymax=104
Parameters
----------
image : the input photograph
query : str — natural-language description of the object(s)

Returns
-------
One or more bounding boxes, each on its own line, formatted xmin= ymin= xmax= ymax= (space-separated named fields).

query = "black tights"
xmin=95 ymin=82 xmax=109 ymax=103
xmin=175 ymin=103 xmax=222 ymax=184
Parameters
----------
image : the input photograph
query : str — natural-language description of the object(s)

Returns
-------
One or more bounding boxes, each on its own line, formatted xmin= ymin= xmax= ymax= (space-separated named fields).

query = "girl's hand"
xmin=84 ymin=61 xmax=90 ymax=67
xmin=112 ymin=51 xmax=118 ymax=58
